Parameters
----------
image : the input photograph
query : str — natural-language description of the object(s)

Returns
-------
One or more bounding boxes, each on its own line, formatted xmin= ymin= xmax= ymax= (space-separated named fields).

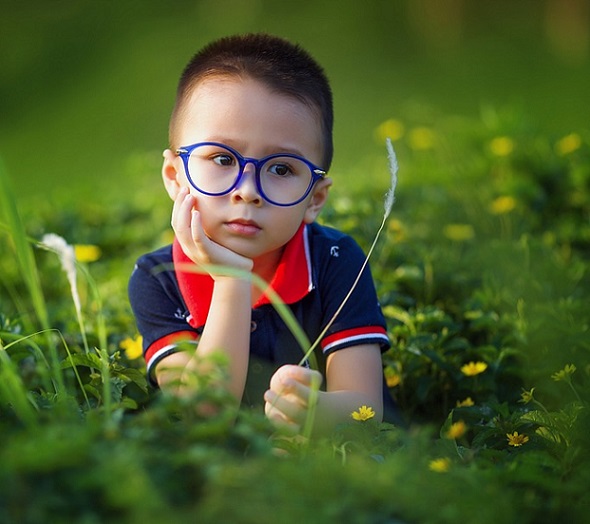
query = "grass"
xmin=1 ymin=109 xmax=589 ymax=523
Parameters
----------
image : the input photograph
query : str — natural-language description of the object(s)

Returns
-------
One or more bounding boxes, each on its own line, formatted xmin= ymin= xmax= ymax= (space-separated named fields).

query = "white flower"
xmin=384 ymin=137 xmax=398 ymax=218
xmin=40 ymin=233 xmax=82 ymax=320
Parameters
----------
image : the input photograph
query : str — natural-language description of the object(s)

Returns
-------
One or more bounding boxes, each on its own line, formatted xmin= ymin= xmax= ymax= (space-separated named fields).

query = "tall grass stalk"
xmin=0 ymin=159 xmax=66 ymax=398
xmin=57 ymin=331 xmax=92 ymax=409
xmin=40 ymin=234 xmax=90 ymax=356
xmin=297 ymin=138 xmax=399 ymax=367
xmin=300 ymin=371 xmax=321 ymax=442
xmin=83 ymin=269 xmax=113 ymax=425
xmin=98 ymin=347 xmax=113 ymax=426
xmin=78 ymin=264 xmax=108 ymax=352
xmin=39 ymin=234 xmax=113 ymax=422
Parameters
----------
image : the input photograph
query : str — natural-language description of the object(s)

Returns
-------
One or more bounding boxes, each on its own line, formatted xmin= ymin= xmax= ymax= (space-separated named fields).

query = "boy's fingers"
xmin=171 ymin=189 xmax=194 ymax=233
xmin=285 ymin=365 xmax=323 ymax=387
xmin=265 ymin=411 xmax=300 ymax=436
xmin=171 ymin=191 xmax=212 ymax=262
xmin=266 ymin=377 xmax=318 ymax=411
xmin=264 ymin=390 xmax=305 ymax=427
xmin=269 ymin=366 xmax=323 ymax=397
xmin=283 ymin=378 xmax=314 ymax=404
xmin=190 ymin=208 xmax=208 ymax=246
xmin=298 ymin=368 xmax=323 ymax=388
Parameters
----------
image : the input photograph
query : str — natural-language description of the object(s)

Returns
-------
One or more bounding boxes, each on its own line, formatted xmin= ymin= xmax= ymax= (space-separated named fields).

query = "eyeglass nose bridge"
xmin=232 ymin=155 xmax=265 ymax=194
xmin=239 ymin=156 xmax=264 ymax=175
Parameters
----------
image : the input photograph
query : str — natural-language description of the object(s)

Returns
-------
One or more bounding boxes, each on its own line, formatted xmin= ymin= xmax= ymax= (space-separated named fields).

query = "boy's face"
xmin=162 ymin=76 xmax=332 ymax=263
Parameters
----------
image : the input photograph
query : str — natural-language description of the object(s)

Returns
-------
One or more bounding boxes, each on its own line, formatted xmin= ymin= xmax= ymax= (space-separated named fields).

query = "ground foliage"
xmin=1 ymin=109 xmax=589 ymax=523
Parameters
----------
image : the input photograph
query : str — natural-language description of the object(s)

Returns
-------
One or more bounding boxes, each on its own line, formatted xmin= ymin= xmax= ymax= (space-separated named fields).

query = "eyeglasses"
xmin=175 ymin=142 xmax=326 ymax=207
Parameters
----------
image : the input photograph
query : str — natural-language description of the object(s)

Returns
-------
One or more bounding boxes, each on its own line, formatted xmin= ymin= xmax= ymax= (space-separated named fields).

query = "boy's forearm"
xmin=183 ymin=276 xmax=252 ymax=400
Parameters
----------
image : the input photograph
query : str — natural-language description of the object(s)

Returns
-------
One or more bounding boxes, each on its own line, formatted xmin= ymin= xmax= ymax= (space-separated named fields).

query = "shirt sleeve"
xmin=314 ymin=231 xmax=390 ymax=355
xmin=128 ymin=248 xmax=199 ymax=384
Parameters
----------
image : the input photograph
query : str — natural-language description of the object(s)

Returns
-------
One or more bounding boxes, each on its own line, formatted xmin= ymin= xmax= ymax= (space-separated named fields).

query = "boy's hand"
xmin=264 ymin=365 xmax=323 ymax=434
xmin=172 ymin=187 xmax=253 ymax=276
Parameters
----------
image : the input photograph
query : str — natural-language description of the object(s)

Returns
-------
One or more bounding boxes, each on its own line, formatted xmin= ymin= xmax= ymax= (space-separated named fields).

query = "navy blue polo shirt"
xmin=129 ymin=221 xmax=391 ymax=406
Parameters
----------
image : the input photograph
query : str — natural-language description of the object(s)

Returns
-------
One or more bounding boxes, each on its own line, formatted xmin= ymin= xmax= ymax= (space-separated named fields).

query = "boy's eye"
xmin=212 ymin=154 xmax=235 ymax=167
xmin=267 ymin=163 xmax=293 ymax=177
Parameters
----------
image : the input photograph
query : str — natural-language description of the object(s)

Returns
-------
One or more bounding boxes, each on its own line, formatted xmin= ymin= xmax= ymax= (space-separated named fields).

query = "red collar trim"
xmin=173 ymin=223 xmax=312 ymax=329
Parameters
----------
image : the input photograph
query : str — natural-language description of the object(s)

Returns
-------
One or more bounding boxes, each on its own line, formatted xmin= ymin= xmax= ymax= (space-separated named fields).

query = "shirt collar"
xmin=173 ymin=223 xmax=313 ymax=328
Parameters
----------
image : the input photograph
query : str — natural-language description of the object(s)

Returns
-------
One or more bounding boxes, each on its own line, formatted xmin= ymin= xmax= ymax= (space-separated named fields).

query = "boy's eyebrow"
xmin=203 ymin=137 xmax=308 ymax=158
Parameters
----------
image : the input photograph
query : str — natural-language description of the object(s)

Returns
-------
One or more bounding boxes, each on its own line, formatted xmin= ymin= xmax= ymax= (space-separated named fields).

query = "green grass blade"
xmin=0 ymin=158 xmax=49 ymax=331
xmin=78 ymin=263 xmax=108 ymax=351
xmin=0 ymin=157 xmax=66 ymax=396
xmin=0 ymin=340 xmax=38 ymax=428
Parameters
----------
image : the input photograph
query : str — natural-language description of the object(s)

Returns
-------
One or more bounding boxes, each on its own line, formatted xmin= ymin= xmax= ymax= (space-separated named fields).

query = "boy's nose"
xmin=231 ymin=163 xmax=262 ymax=205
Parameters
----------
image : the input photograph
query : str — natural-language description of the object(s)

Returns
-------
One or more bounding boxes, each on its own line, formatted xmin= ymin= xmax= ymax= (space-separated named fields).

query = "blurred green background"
xmin=1 ymin=0 xmax=589 ymax=205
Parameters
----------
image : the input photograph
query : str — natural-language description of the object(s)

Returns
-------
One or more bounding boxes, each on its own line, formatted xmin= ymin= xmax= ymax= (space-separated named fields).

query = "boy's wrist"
xmin=212 ymin=273 xmax=252 ymax=284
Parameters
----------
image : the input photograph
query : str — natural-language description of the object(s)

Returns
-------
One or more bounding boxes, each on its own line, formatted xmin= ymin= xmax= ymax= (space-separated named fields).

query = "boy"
xmin=129 ymin=33 xmax=392 ymax=434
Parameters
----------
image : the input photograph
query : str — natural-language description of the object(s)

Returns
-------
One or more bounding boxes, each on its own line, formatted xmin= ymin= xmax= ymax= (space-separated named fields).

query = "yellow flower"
xmin=460 ymin=361 xmax=488 ymax=377
xmin=519 ymin=388 xmax=535 ymax=404
xmin=443 ymin=224 xmax=475 ymax=242
xmin=408 ymin=127 xmax=435 ymax=150
xmin=375 ymin=118 xmax=405 ymax=143
xmin=507 ymin=431 xmax=529 ymax=447
xmin=386 ymin=373 xmax=401 ymax=388
xmin=446 ymin=420 xmax=467 ymax=439
xmin=551 ymin=363 xmax=576 ymax=382
xmin=429 ymin=457 xmax=451 ymax=473
xmin=489 ymin=195 xmax=517 ymax=215
xmin=456 ymin=397 xmax=474 ymax=408
xmin=351 ymin=405 xmax=376 ymax=422
xmin=74 ymin=244 xmax=102 ymax=263
xmin=489 ymin=136 xmax=514 ymax=157
xmin=387 ymin=218 xmax=406 ymax=242
xmin=384 ymin=365 xmax=402 ymax=388
xmin=120 ymin=335 xmax=143 ymax=360
xmin=555 ymin=133 xmax=581 ymax=156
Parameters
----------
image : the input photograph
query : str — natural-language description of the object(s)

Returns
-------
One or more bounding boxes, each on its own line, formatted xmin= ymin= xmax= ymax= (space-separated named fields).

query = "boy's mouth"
xmin=225 ymin=219 xmax=262 ymax=236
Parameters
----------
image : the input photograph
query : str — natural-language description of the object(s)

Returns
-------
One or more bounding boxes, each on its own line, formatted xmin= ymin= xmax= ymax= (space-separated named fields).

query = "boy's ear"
xmin=303 ymin=177 xmax=332 ymax=224
xmin=162 ymin=149 xmax=183 ymax=200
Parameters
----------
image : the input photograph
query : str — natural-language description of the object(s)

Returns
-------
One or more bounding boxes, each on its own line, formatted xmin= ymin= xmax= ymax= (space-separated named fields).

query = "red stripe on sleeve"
xmin=144 ymin=330 xmax=199 ymax=367
xmin=321 ymin=325 xmax=388 ymax=351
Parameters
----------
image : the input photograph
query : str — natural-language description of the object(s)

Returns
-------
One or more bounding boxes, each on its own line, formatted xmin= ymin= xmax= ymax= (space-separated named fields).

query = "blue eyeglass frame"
xmin=175 ymin=141 xmax=326 ymax=207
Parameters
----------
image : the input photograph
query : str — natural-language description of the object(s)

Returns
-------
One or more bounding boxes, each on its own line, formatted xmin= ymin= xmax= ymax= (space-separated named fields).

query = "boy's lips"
xmin=224 ymin=218 xmax=262 ymax=236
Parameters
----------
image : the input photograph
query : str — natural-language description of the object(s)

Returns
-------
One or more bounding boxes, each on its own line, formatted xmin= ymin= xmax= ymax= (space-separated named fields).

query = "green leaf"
xmin=61 ymin=353 xmax=102 ymax=370
xmin=114 ymin=368 xmax=148 ymax=391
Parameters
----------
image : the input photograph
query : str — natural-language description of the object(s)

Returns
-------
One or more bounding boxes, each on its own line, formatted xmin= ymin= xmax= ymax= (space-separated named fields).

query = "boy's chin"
xmin=213 ymin=237 xmax=258 ymax=260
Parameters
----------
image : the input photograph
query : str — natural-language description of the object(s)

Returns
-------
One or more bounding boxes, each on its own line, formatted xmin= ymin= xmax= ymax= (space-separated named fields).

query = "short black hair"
xmin=169 ymin=33 xmax=334 ymax=169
